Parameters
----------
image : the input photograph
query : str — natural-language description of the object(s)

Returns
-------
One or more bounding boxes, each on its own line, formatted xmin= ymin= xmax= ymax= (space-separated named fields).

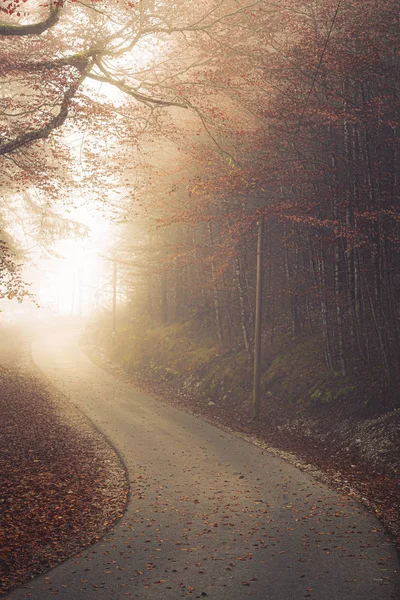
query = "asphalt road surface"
xmin=6 ymin=331 xmax=399 ymax=599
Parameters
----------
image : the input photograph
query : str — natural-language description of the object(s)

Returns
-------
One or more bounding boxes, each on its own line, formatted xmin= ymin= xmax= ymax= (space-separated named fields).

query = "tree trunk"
xmin=253 ymin=215 xmax=264 ymax=419
xmin=207 ymin=221 xmax=223 ymax=342
xmin=235 ymin=253 xmax=250 ymax=353
xmin=161 ymin=271 xmax=168 ymax=324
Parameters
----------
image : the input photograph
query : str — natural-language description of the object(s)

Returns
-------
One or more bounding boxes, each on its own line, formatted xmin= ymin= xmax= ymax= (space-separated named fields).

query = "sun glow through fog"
xmin=36 ymin=207 xmax=111 ymax=316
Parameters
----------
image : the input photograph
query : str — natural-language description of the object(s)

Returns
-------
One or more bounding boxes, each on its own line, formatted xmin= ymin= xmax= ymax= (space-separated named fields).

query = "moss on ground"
xmin=86 ymin=316 xmax=372 ymax=412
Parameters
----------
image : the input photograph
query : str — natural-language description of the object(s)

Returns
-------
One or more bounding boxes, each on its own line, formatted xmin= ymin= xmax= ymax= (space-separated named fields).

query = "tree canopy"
xmin=1 ymin=0 xmax=400 ymax=403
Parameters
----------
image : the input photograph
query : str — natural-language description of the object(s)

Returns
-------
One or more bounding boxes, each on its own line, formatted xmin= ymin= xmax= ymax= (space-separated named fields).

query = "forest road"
xmin=6 ymin=330 xmax=399 ymax=600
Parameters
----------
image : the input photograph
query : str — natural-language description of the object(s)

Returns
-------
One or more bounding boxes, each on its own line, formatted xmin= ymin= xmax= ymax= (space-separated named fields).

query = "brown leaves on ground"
xmin=181 ymin=394 xmax=400 ymax=549
xmin=178 ymin=393 xmax=400 ymax=549
xmin=0 ymin=357 xmax=128 ymax=595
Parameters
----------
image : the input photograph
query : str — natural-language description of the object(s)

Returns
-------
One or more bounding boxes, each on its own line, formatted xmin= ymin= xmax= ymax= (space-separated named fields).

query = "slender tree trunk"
xmin=343 ymin=85 xmax=356 ymax=352
xmin=207 ymin=221 xmax=223 ymax=342
xmin=319 ymin=247 xmax=334 ymax=369
xmin=112 ymin=259 xmax=117 ymax=341
xmin=147 ymin=273 xmax=154 ymax=322
xmin=161 ymin=271 xmax=168 ymax=324
xmin=253 ymin=216 xmax=264 ymax=419
xmin=328 ymin=125 xmax=347 ymax=376
xmin=235 ymin=252 xmax=250 ymax=353
xmin=174 ymin=257 xmax=183 ymax=321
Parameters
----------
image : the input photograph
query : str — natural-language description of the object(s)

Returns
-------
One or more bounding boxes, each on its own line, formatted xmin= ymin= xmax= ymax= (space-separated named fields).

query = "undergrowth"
xmin=84 ymin=312 xmax=386 ymax=415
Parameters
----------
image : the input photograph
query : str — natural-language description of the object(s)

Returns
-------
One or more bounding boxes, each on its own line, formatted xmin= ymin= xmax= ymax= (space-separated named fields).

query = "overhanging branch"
xmin=88 ymin=59 xmax=190 ymax=109
xmin=0 ymin=1 xmax=61 ymax=37
xmin=0 ymin=65 xmax=89 ymax=157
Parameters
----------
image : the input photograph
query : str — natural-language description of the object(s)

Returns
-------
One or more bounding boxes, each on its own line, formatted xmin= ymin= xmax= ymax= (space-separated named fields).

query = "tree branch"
xmin=0 ymin=1 xmax=61 ymax=37
xmin=0 ymin=65 xmax=90 ymax=157
xmin=88 ymin=59 xmax=190 ymax=109
xmin=4 ymin=51 xmax=96 ymax=73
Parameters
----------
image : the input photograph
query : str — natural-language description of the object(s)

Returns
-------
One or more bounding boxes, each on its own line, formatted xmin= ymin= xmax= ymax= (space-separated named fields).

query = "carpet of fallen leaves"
xmin=83 ymin=344 xmax=400 ymax=551
xmin=0 ymin=339 xmax=128 ymax=596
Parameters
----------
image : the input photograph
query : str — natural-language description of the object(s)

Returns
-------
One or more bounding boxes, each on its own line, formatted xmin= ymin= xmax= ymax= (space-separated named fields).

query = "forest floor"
xmin=81 ymin=331 xmax=400 ymax=552
xmin=0 ymin=327 xmax=128 ymax=595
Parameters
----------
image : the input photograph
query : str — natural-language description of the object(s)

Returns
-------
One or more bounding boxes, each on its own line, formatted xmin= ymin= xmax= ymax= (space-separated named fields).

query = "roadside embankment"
xmin=0 ymin=327 xmax=128 ymax=595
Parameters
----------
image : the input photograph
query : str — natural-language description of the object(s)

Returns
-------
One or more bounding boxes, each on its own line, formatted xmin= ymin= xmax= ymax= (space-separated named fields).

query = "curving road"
xmin=6 ymin=331 xmax=399 ymax=599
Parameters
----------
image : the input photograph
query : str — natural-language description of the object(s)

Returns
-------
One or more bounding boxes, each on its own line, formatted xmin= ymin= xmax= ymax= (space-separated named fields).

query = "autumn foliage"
xmin=1 ymin=1 xmax=399 ymax=396
xmin=113 ymin=0 xmax=400 ymax=406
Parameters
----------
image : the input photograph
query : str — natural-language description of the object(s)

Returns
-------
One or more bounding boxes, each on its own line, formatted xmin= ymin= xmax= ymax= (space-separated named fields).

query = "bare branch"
xmin=88 ymin=59 xmax=189 ymax=109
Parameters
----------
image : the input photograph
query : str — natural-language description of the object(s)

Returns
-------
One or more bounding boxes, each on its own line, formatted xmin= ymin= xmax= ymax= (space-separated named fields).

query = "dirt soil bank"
xmin=0 ymin=332 xmax=128 ymax=595
xmin=82 ymin=342 xmax=400 ymax=550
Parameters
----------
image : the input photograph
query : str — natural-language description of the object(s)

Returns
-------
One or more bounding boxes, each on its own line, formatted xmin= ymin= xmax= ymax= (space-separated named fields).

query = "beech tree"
xmin=1 ymin=0 xmax=274 ymax=156
xmin=107 ymin=0 xmax=400 ymax=407
xmin=1 ymin=0 xmax=272 ymax=299
xmin=3 ymin=0 xmax=399 ymax=403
